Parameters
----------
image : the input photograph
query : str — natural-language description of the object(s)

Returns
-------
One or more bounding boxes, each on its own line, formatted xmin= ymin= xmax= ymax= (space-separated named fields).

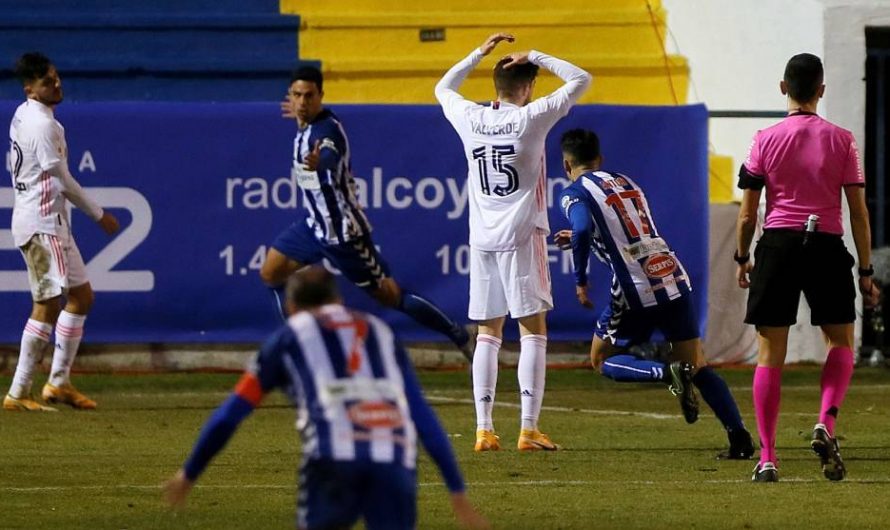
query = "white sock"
xmin=518 ymin=334 xmax=547 ymax=430
xmin=9 ymin=319 xmax=53 ymax=399
xmin=472 ymin=334 xmax=501 ymax=431
xmin=49 ymin=311 xmax=86 ymax=387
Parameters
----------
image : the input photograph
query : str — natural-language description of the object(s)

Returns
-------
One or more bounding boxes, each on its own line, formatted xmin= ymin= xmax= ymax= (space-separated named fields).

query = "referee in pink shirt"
xmin=735 ymin=53 xmax=881 ymax=483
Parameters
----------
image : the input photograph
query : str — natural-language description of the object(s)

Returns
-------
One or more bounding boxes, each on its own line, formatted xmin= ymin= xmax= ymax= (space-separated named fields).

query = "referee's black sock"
xmin=398 ymin=290 xmax=468 ymax=347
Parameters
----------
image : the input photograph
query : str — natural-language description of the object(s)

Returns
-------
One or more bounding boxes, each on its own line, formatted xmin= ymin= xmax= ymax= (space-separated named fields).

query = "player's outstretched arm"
xmin=164 ymin=373 xmax=264 ymax=508
xmin=435 ymin=32 xmax=513 ymax=109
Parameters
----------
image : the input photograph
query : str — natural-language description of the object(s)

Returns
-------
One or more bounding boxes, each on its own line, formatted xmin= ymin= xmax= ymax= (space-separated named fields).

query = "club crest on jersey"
xmin=643 ymin=254 xmax=677 ymax=279
xmin=561 ymin=195 xmax=578 ymax=216
xmin=348 ymin=401 xmax=404 ymax=429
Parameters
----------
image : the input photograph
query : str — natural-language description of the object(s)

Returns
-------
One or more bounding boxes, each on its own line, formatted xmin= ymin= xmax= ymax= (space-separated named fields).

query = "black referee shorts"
xmin=745 ymin=229 xmax=856 ymax=327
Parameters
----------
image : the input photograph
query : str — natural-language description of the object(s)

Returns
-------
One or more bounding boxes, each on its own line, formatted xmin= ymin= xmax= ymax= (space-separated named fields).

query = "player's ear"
xmin=817 ymin=84 xmax=825 ymax=99
xmin=562 ymin=158 xmax=572 ymax=176
xmin=779 ymin=80 xmax=788 ymax=96
xmin=596 ymin=155 xmax=604 ymax=169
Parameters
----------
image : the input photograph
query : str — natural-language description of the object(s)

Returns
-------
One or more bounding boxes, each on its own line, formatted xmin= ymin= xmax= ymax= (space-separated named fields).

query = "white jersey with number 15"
xmin=436 ymin=49 xmax=591 ymax=251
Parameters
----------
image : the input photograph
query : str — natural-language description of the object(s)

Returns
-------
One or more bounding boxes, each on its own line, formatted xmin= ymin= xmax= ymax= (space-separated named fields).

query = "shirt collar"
xmin=26 ymin=98 xmax=54 ymax=118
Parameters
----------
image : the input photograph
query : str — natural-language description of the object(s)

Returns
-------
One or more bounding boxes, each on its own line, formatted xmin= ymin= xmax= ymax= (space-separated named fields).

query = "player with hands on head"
xmin=436 ymin=33 xmax=591 ymax=452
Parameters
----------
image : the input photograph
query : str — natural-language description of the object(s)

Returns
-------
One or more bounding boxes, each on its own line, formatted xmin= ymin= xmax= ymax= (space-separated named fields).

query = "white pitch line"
xmin=426 ymin=395 xmax=680 ymax=420
xmin=4 ymin=477 xmax=890 ymax=493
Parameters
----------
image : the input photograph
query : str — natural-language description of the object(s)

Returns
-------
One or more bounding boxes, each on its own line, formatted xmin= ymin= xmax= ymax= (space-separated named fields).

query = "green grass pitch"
xmin=2 ymin=366 xmax=890 ymax=529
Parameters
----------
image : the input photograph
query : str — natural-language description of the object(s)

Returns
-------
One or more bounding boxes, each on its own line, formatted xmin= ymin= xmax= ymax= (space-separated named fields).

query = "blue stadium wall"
xmin=0 ymin=102 xmax=709 ymax=342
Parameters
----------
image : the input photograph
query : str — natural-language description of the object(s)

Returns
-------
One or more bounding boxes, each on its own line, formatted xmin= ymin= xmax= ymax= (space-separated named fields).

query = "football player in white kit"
xmin=435 ymin=34 xmax=591 ymax=451
xmin=4 ymin=53 xmax=119 ymax=412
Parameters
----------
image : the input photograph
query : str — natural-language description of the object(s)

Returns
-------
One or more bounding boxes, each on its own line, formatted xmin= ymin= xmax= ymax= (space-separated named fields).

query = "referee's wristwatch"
xmin=858 ymin=264 xmax=875 ymax=277
xmin=733 ymin=250 xmax=750 ymax=265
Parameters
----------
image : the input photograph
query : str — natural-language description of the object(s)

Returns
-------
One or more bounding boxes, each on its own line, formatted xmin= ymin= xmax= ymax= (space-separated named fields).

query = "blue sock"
xmin=269 ymin=285 xmax=287 ymax=323
xmin=398 ymin=290 xmax=468 ymax=347
xmin=693 ymin=366 xmax=745 ymax=431
xmin=601 ymin=355 xmax=667 ymax=383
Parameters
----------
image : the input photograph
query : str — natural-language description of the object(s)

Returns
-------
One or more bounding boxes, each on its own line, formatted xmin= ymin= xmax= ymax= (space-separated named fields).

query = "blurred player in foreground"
xmin=555 ymin=129 xmax=754 ymax=459
xmin=262 ymin=66 xmax=472 ymax=360
xmin=436 ymin=33 xmax=591 ymax=452
xmin=4 ymin=52 xmax=119 ymax=412
xmin=165 ymin=267 xmax=489 ymax=530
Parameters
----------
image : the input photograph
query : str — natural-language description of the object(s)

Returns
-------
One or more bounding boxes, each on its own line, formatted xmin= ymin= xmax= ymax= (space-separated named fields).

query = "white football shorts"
xmin=468 ymin=230 xmax=553 ymax=320
xmin=19 ymin=232 xmax=88 ymax=302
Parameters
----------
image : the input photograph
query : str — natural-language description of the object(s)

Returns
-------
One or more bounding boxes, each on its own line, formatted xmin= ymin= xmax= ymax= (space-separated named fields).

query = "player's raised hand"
xmin=500 ymin=51 xmax=531 ymax=69
xmin=97 ymin=211 xmax=120 ymax=235
xmin=736 ymin=262 xmax=753 ymax=289
xmin=162 ymin=469 xmax=194 ymax=509
xmin=280 ymin=97 xmax=298 ymax=120
xmin=450 ymin=493 xmax=491 ymax=530
xmin=303 ymin=140 xmax=322 ymax=171
xmin=576 ymin=284 xmax=593 ymax=309
xmin=553 ymin=229 xmax=573 ymax=250
xmin=479 ymin=33 xmax=514 ymax=56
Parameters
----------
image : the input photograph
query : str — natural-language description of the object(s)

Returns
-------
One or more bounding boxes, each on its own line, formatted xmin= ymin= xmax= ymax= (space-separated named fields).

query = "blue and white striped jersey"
xmin=294 ymin=109 xmax=371 ymax=245
xmin=560 ymin=170 xmax=692 ymax=310
xmin=251 ymin=304 xmax=419 ymax=467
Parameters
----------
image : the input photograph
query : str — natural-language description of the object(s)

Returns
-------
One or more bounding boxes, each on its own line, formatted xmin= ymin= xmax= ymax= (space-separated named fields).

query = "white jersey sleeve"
xmin=434 ymin=47 xmax=485 ymax=132
xmin=525 ymin=50 xmax=592 ymax=131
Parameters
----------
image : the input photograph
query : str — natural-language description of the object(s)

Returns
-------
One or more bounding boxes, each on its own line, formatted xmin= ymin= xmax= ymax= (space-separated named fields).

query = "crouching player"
xmin=164 ymin=267 xmax=489 ymax=530
xmin=555 ymin=129 xmax=754 ymax=459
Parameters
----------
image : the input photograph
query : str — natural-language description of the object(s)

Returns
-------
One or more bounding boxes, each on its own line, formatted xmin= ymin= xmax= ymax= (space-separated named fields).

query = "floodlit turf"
xmin=2 ymin=366 xmax=890 ymax=529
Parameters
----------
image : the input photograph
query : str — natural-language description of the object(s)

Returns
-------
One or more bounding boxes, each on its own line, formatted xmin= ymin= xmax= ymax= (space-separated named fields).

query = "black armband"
xmin=859 ymin=265 xmax=875 ymax=277
xmin=733 ymin=250 xmax=750 ymax=265
xmin=737 ymin=165 xmax=766 ymax=190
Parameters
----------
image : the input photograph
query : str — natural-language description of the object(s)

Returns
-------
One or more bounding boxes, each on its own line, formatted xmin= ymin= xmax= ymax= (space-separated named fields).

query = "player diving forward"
xmin=555 ymin=129 xmax=754 ymax=458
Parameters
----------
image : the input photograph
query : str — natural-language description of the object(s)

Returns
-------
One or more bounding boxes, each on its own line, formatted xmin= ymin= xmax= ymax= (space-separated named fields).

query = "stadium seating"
xmin=282 ymin=0 xmax=688 ymax=105
xmin=0 ymin=0 xmax=310 ymax=101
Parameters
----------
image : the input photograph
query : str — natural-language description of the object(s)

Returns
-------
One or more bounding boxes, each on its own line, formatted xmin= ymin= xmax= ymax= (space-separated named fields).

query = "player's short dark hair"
xmin=14 ymin=52 xmax=53 ymax=85
xmin=784 ymin=53 xmax=823 ymax=102
xmin=560 ymin=129 xmax=601 ymax=165
xmin=286 ymin=266 xmax=339 ymax=309
xmin=290 ymin=65 xmax=323 ymax=92
xmin=493 ymin=59 xmax=539 ymax=96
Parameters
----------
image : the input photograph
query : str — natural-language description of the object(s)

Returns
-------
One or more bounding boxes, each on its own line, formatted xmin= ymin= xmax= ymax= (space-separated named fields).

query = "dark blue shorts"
xmin=297 ymin=459 xmax=417 ymax=530
xmin=595 ymin=294 xmax=700 ymax=348
xmin=271 ymin=221 xmax=391 ymax=291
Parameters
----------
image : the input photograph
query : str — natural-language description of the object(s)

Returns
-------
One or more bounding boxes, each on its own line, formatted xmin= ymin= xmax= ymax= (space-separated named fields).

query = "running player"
xmin=436 ymin=33 xmax=591 ymax=451
xmin=261 ymin=66 xmax=472 ymax=359
xmin=164 ymin=267 xmax=489 ymax=530
xmin=736 ymin=53 xmax=880 ymax=482
xmin=4 ymin=52 xmax=120 ymax=412
xmin=556 ymin=129 xmax=754 ymax=459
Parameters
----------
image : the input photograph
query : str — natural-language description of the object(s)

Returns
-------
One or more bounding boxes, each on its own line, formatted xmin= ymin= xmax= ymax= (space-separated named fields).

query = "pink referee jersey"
xmin=739 ymin=112 xmax=864 ymax=235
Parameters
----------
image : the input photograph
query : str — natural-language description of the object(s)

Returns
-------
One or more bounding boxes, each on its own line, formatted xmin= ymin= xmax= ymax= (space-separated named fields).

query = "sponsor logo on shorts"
xmin=643 ymin=254 xmax=677 ymax=279
xmin=347 ymin=401 xmax=404 ymax=429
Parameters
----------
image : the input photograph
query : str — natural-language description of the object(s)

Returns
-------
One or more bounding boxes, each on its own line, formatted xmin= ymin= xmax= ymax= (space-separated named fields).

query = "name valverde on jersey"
xmin=562 ymin=171 xmax=691 ymax=310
